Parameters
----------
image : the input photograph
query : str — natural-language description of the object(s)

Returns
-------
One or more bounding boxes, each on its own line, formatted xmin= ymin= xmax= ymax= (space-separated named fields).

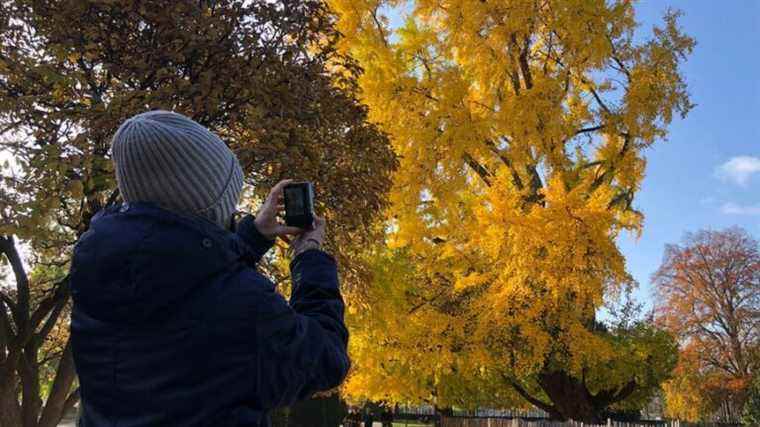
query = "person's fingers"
xmin=270 ymin=179 xmax=294 ymax=197
xmin=313 ymin=216 xmax=326 ymax=230
xmin=261 ymin=180 xmax=292 ymax=211
xmin=276 ymin=225 xmax=304 ymax=236
xmin=261 ymin=201 xmax=276 ymax=217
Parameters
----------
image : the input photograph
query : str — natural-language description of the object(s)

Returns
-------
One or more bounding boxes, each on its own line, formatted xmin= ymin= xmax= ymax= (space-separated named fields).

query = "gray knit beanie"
xmin=110 ymin=110 xmax=244 ymax=229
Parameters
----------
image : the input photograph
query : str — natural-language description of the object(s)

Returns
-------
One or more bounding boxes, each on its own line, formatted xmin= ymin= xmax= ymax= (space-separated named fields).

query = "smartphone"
xmin=283 ymin=182 xmax=315 ymax=229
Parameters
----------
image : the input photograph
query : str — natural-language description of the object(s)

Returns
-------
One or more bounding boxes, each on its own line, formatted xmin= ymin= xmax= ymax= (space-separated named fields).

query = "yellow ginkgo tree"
xmin=330 ymin=0 xmax=691 ymax=422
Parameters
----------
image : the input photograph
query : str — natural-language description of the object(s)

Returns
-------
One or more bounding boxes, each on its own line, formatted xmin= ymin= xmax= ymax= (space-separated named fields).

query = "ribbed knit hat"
xmin=110 ymin=110 xmax=244 ymax=229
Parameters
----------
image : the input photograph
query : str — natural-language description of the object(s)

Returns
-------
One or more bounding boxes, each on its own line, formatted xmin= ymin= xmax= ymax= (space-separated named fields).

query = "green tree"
xmin=742 ymin=374 xmax=760 ymax=426
xmin=0 ymin=1 xmax=396 ymax=426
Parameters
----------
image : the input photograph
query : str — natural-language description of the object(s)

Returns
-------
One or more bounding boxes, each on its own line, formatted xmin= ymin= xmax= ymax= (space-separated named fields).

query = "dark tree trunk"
xmin=535 ymin=370 xmax=637 ymax=424
xmin=21 ymin=341 xmax=42 ymax=427
xmin=537 ymin=371 xmax=601 ymax=424
xmin=38 ymin=340 xmax=79 ymax=427
xmin=0 ymin=342 xmax=79 ymax=427
xmin=0 ymin=358 xmax=23 ymax=427
xmin=0 ymin=234 xmax=79 ymax=427
xmin=433 ymin=406 xmax=452 ymax=427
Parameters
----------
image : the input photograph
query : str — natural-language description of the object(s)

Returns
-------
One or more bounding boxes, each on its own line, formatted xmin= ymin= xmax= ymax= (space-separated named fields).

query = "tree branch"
xmin=590 ymin=133 xmax=630 ymax=193
xmin=371 ymin=6 xmax=389 ymax=48
xmin=506 ymin=376 xmax=559 ymax=417
xmin=606 ymin=33 xmax=631 ymax=81
xmin=37 ymin=340 xmax=78 ymax=427
xmin=518 ymin=35 xmax=534 ymax=90
xmin=33 ymin=286 xmax=69 ymax=346
xmin=462 ymin=152 xmax=492 ymax=187
xmin=28 ymin=276 xmax=69 ymax=336
xmin=484 ymin=139 xmax=524 ymax=190
xmin=20 ymin=341 xmax=42 ymax=427
xmin=62 ymin=388 xmax=80 ymax=418
xmin=0 ymin=236 xmax=30 ymax=334
xmin=0 ymin=298 xmax=12 ymax=362
xmin=526 ymin=164 xmax=543 ymax=197
xmin=591 ymin=379 xmax=637 ymax=409
xmin=575 ymin=125 xmax=605 ymax=135
xmin=0 ymin=291 xmax=18 ymax=320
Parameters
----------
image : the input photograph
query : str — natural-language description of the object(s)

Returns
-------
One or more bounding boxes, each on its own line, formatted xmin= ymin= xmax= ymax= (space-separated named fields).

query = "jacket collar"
xmin=93 ymin=201 xmax=253 ymax=262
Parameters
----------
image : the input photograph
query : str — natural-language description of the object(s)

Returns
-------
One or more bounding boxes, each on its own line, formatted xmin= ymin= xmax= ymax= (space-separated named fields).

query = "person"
xmin=69 ymin=110 xmax=350 ymax=426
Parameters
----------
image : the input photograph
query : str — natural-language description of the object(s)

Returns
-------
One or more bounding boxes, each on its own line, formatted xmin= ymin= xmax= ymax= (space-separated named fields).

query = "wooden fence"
xmin=439 ymin=418 xmax=740 ymax=427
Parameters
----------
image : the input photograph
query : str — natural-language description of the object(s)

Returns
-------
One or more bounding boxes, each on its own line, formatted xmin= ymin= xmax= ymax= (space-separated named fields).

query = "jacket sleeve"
xmin=252 ymin=249 xmax=350 ymax=409
xmin=235 ymin=214 xmax=275 ymax=264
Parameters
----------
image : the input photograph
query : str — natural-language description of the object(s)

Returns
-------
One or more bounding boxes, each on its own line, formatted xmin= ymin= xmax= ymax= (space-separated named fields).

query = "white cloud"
xmin=720 ymin=202 xmax=760 ymax=215
xmin=716 ymin=156 xmax=760 ymax=186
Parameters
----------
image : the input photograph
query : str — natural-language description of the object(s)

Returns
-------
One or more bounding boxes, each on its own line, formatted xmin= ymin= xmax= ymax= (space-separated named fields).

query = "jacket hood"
xmin=71 ymin=201 xmax=253 ymax=323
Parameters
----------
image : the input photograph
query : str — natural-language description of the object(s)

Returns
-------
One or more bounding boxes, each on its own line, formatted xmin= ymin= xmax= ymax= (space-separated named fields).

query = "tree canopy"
xmin=329 ymin=0 xmax=692 ymax=422
xmin=0 ymin=1 xmax=395 ymax=425
xmin=655 ymin=227 xmax=759 ymax=422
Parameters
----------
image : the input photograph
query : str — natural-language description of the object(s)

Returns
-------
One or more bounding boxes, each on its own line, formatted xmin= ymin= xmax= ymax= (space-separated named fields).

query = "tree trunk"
xmin=0 ymin=353 xmax=23 ymax=427
xmin=37 ymin=340 xmax=79 ymax=427
xmin=537 ymin=371 xmax=601 ymax=424
xmin=434 ymin=406 xmax=452 ymax=427
xmin=534 ymin=370 xmax=638 ymax=424
xmin=21 ymin=341 xmax=42 ymax=427
xmin=0 ymin=384 xmax=23 ymax=427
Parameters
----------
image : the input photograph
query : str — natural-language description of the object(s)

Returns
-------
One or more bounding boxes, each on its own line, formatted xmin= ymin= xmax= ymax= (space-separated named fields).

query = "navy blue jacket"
xmin=69 ymin=202 xmax=350 ymax=426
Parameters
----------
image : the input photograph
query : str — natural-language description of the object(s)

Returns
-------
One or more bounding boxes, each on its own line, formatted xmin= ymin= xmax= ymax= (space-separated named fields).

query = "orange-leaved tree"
xmin=655 ymin=227 xmax=759 ymax=422
xmin=330 ymin=0 xmax=691 ymax=422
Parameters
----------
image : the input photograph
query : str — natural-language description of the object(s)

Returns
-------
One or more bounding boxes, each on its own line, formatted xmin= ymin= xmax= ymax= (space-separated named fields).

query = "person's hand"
xmin=291 ymin=215 xmax=326 ymax=256
xmin=254 ymin=179 xmax=303 ymax=241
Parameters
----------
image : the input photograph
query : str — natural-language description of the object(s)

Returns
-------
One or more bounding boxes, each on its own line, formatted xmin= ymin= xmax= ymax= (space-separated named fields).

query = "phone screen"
xmin=286 ymin=187 xmax=304 ymax=214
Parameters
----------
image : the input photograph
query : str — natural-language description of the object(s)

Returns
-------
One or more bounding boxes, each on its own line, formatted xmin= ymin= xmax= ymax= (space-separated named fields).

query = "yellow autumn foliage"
xmin=331 ymin=0 xmax=692 ymax=414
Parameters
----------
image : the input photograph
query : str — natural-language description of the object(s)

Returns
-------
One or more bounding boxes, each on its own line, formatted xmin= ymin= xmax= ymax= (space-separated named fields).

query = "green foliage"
xmin=604 ymin=323 xmax=679 ymax=412
xmin=742 ymin=374 xmax=760 ymax=426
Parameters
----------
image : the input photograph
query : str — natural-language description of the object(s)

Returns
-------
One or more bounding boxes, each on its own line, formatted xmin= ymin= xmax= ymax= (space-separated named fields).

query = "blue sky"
xmin=385 ymin=1 xmax=760 ymax=311
xmin=618 ymin=0 xmax=759 ymax=308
